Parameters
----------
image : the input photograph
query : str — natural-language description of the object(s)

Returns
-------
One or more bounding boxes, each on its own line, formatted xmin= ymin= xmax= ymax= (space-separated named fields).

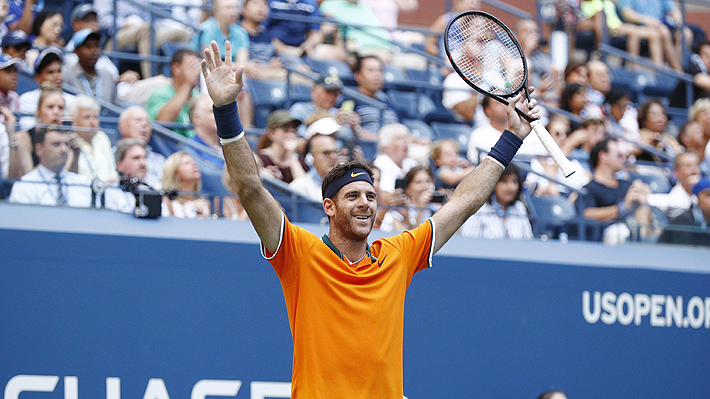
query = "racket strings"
xmin=447 ymin=14 xmax=525 ymax=96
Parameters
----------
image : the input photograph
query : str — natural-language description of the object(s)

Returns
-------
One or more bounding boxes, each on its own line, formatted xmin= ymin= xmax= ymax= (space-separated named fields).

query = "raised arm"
xmin=202 ymin=41 xmax=283 ymax=253
xmin=431 ymin=93 xmax=539 ymax=253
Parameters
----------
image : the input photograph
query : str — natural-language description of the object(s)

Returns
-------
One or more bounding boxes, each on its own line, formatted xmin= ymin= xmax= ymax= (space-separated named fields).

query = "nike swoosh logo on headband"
xmin=351 ymin=172 xmax=366 ymax=177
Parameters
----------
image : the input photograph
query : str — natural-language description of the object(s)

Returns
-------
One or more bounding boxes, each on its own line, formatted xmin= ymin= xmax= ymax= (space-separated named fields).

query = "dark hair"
xmin=321 ymin=160 xmax=373 ymax=199
xmin=32 ymin=9 xmax=62 ymax=37
xmin=490 ymin=162 xmax=523 ymax=204
xmin=637 ymin=99 xmax=666 ymax=129
xmin=402 ymin=165 xmax=433 ymax=190
xmin=560 ymin=83 xmax=584 ymax=112
xmin=32 ymin=125 xmax=67 ymax=147
xmin=481 ymin=95 xmax=492 ymax=109
xmin=352 ymin=55 xmax=382 ymax=74
xmin=114 ymin=138 xmax=146 ymax=164
xmin=537 ymin=390 xmax=567 ymax=399
xmin=589 ymin=137 xmax=615 ymax=170
xmin=564 ymin=61 xmax=586 ymax=81
xmin=171 ymin=48 xmax=200 ymax=66
xmin=692 ymin=39 xmax=710 ymax=56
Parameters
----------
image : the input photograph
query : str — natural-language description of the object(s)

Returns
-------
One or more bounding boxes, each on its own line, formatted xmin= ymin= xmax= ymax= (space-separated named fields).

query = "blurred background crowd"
xmin=1 ymin=0 xmax=710 ymax=247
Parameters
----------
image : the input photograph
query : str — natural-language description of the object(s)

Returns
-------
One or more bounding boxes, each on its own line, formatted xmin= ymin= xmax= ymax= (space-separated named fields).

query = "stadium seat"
xmin=161 ymin=42 xmax=191 ymax=77
xmin=383 ymin=65 xmax=411 ymax=91
xmin=609 ymin=68 xmax=654 ymax=102
xmin=262 ymin=175 xmax=327 ymax=224
xmin=524 ymin=193 xmax=578 ymax=239
xmin=628 ymin=172 xmax=672 ymax=194
xmin=305 ymin=58 xmax=354 ymax=85
xmin=406 ymin=68 xmax=444 ymax=87
xmin=247 ymin=80 xmax=288 ymax=128
xmin=17 ymin=71 xmax=38 ymax=96
xmin=430 ymin=122 xmax=471 ymax=151
xmin=386 ymin=90 xmax=437 ymax=120
xmin=402 ymin=118 xmax=435 ymax=142
xmin=288 ymin=84 xmax=312 ymax=105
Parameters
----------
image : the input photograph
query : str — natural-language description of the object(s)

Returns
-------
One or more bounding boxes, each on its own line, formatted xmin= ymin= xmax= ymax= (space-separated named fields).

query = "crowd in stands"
xmin=0 ymin=0 xmax=709 ymax=247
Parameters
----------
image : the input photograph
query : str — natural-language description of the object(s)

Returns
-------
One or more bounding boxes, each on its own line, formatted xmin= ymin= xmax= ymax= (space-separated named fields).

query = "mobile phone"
xmin=432 ymin=193 xmax=447 ymax=203
xmin=340 ymin=100 xmax=355 ymax=113
xmin=60 ymin=117 xmax=73 ymax=127
xmin=395 ymin=178 xmax=407 ymax=191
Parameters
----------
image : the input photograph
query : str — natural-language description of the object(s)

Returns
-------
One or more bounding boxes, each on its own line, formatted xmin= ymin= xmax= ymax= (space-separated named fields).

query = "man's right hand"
xmin=201 ymin=41 xmax=244 ymax=107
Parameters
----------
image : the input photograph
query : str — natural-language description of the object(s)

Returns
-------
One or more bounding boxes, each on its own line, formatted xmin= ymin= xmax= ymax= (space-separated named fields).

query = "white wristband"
xmin=219 ymin=131 xmax=245 ymax=146
xmin=486 ymin=155 xmax=506 ymax=170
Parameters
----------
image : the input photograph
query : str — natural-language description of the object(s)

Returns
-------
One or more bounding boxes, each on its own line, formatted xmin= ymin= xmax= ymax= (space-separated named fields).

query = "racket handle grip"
xmin=530 ymin=120 xmax=575 ymax=178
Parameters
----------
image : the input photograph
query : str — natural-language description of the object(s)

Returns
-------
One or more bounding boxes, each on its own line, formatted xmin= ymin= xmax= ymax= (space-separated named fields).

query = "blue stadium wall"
xmin=2 ymin=203 xmax=710 ymax=399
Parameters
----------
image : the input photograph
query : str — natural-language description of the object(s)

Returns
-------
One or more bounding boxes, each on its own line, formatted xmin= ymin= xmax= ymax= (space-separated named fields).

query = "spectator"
xmin=5 ymin=0 xmax=39 ymax=35
xmin=319 ymin=0 xmax=394 ymax=63
xmin=460 ymin=163 xmax=533 ymax=239
xmin=560 ymin=83 xmax=600 ymax=131
xmin=256 ymin=109 xmax=308 ymax=184
xmin=192 ymin=0 xmax=249 ymax=64
xmin=289 ymin=74 xmax=360 ymax=137
xmin=8 ymin=125 xmax=92 ymax=207
xmin=18 ymin=47 xmax=75 ymax=130
xmin=25 ymin=9 xmax=64 ymax=69
xmin=515 ymin=18 xmax=560 ymax=104
xmin=648 ymin=151 xmax=701 ymax=218
xmin=289 ymin=124 xmax=340 ymax=200
xmin=104 ymin=138 xmax=150 ymax=213
xmin=0 ymin=105 xmax=19 ymax=178
xmin=146 ymin=48 xmax=201 ymax=138
xmin=617 ymin=0 xmax=685 ymax=71
xmin=379 ymin=165 xmax=435 ymax=232
xmin=441 ymin=70 xmax=481 ymax=125
xmin=373 ymin=122 xmax=417 ymax=196
xmin=677 ymin=120 xmax=709 ymax=175
xmin=13 ymin=88 xmax=64 ymax=175
xmin=578 ymin=138 xmax=657 ymax=244
xmin=525 ymin=116 xmax=590 ymax=198
xmin=585 ymin=60 xmax=611 ymax=106
xmin=657 ymin=177 xmax=710 ymax=246
xmin=351 ymin=55 xmax=399 ymax=138
xmin=161 ymin=151 xmax=211 ymax=218
xmin=688 ymin=98 xmax=710 ymax=163
xmin=567 ymin=117 xmax=610 ymax=170
xmin=563 ymin=61 xmax=588 ymax=86
xmin=636 ymin=99 xmax=681 ymax=163
xmin=0 ymin=53 xmax=20 ymax=116
xmin=603 ymin=87 xmax=639 ymax=150
xmin=94 ymin=0 xmax=193 ymax=78
xmin=220 ymin=164 xmax=249 ymax=220
xmin=425 ymin=0 xmax=480 ymax=61
xmin=1 ymin=29 xmax=31 ymax=63
xmin=65 ymin=4 xmax=139 ymax=87
xmin=430 ymin=138 xmax=473 ymax=190
xmin=117 ymin=105 xmax=165 ymax=189
xmin=670 ymin=40 xmax=710 ymax=108
xmin=265 ymin=0 xmax=329 ymax=59
xmin=579 ymin=0 xmax=669 ymax=70
xmin=189 ymin=93 xmax=224 ymax=168
xmin=65 ymin=95 xmax=119 ymax=184
xmin=467 ymin=97 xmax=507 ymax=165
xmin=63 ymin=29 xmax=117 ymax=104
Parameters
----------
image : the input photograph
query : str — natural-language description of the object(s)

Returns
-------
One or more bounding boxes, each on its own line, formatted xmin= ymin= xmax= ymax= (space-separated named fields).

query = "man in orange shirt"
xmin=201 ymin=40 xmax=540 ymax=399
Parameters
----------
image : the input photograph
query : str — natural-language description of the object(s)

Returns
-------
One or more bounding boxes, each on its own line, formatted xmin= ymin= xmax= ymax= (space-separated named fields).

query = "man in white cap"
xmin=289 ymin=117 xmax=341 ymax=201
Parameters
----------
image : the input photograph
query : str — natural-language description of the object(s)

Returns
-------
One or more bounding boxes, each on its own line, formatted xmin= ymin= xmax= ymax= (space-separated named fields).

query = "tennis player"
xmin=202 ymin=40 xmax=540 ymax=399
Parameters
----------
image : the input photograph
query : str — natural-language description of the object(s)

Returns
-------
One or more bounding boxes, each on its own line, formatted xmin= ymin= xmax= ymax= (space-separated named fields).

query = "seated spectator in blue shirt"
xmin=351 ymin=55 xmax=399 ymax=139
xmin=192 ymin=0 xmax=249 ymax=65
xmin=9 ymin=125 xmax=92 ymax=207
xmin=265 ymin=0 xmax=322 ymax=57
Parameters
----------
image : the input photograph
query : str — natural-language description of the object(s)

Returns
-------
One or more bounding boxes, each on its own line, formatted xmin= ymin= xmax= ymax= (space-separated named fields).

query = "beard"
xmin=330 ymin=204 xmax=375 ymax=241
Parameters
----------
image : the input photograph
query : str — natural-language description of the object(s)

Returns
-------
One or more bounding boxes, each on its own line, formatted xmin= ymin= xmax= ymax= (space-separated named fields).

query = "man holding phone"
xmin=289 ymin=74 xmax=361 ymax=137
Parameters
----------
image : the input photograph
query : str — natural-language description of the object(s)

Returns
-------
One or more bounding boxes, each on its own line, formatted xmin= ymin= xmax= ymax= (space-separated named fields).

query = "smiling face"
xmin=326 ymin=181 xmax=377 ymax=241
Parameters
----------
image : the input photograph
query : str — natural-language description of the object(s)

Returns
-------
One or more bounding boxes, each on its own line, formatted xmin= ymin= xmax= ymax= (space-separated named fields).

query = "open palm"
xmin=201 ymin=41 xmax=244 ymax=107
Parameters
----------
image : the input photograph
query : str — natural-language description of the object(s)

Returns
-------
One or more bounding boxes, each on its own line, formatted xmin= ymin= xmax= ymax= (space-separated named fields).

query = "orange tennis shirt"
xmin=262 ymin=214 xmax=435 ymax=399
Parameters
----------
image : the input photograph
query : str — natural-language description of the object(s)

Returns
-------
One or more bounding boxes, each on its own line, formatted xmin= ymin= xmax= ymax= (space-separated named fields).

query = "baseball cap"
xmin=34 ymin=47 xmax=63 ymax=74
xmin=1 ymin=30 xmax=31 ymax=48
xmin=68 ymin=29 xmax=101 ymax=50
xmin=71 ymin=3 xmax=97 ymax=21
xmin=314 ymin=75 xmax=343 ymax=91
xmin=0 ymin=54 xmax=23 ymax=71
xmin=266 ymin=110 xmax=301 ymax=130
xmin=692 ymin=177 xmax=710 ymax=196
xmin=305 ymin=117 xmax=342 ymax=139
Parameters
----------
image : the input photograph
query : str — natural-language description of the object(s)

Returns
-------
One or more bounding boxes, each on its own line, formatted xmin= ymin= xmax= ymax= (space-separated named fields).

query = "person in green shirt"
xmin=146 ymin=49 xmax=202 ymax=138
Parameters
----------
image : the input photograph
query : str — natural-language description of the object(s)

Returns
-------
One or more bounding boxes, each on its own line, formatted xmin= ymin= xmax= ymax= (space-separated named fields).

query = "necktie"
xmin=56 ymin=174 xmax=67 ymax=206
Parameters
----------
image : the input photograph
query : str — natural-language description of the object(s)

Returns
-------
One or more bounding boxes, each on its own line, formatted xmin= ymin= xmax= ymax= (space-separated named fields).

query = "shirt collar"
xmin=321 ymin=234 xmax=377 ymax=263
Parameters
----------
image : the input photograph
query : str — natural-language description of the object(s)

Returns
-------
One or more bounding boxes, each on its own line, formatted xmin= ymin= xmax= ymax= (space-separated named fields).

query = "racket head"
xmin=444 ymin=11 xmax=529 ymax=101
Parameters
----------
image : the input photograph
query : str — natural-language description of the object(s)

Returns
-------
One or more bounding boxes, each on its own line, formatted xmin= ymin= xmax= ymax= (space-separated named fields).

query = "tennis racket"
xmin=444 ymin=11 xmax=575 ymax=177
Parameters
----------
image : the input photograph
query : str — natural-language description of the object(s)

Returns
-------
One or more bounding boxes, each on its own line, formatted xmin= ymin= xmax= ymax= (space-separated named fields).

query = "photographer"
xmin=379 ymin=166 xmax=439 ymax=232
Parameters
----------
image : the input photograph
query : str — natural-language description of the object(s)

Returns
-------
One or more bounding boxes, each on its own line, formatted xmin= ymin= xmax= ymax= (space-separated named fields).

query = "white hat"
xmin=306 ymin=117 xmax=342 ymax=139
